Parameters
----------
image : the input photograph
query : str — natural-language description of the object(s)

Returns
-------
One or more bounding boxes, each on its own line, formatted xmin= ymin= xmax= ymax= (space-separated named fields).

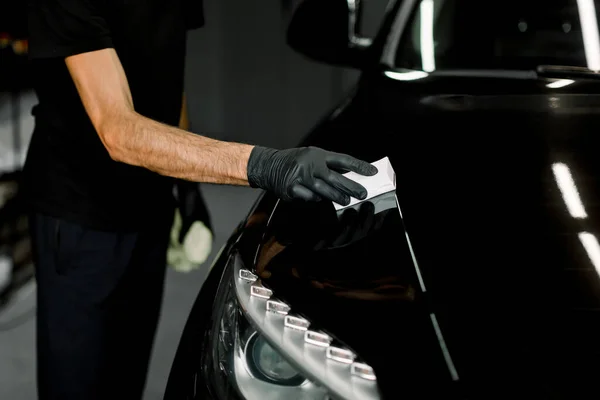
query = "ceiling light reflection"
xmin=552 ymin=162 xmax=588 ymax=219
xmin=576 ymin=0 xmax=600 ymax=70
xmin=578 ymin=232 xmax=600 ymax=275
xmin=546 ymin=79 xmax=575 ymax=88
xmin=384 ymin=70 xmax=429 ymax=81
xmin=420 ymin=0 xmax=435 ymax=72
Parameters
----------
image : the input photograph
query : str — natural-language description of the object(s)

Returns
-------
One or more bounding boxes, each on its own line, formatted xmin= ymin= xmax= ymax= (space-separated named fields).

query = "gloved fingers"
xmin=308 ymin=178 xmax=350 ymax=206
xmin=323 ymin=170 xmax=368 ymax=200
xmin=325 ymin=152 xmax=378 ymax=176
xmin=289 ymin=183 xmax=322 ymax=202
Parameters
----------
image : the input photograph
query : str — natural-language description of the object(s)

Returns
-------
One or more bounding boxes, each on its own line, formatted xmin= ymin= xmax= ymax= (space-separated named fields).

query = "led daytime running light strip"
xmin=239 ymin=268 xmax=377 ymax=383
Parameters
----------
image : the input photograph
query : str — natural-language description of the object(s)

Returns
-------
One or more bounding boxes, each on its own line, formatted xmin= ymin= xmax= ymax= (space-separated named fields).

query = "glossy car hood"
xmin=254 ymin=74 xmax=600 ymax=398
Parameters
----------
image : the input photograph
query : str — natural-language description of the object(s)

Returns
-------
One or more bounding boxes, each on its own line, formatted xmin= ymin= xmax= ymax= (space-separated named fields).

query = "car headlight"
xmin=200 ymin=251 xmax=380 ymax=400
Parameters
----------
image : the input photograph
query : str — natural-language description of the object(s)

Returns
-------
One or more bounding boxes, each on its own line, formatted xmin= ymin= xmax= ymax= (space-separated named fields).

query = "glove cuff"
xmin=247 ymin=146 xmax=278 ymax=189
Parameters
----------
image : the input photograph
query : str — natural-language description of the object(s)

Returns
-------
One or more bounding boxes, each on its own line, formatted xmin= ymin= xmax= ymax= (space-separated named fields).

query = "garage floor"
xmin=0 ymin=183 xmax=260 ymax=400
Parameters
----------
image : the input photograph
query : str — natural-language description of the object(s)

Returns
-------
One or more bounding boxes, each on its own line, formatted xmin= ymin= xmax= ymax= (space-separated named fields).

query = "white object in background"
xmin=183 ymin=221 xmax=213 ymax=265
xmin=167 ymin=209 xmax=213 ymax=273
xmin=0 ymin=254 xmax=12 ymax=293
xmin=333 ymin=157 xmax=396 ymax=211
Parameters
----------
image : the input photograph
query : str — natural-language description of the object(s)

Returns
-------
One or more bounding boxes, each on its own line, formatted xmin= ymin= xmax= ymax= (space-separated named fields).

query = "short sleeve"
xmin=27 ymin=0 xmax=113 ymax=59
xmin=183 ymin=0 xmax=205 ymax=30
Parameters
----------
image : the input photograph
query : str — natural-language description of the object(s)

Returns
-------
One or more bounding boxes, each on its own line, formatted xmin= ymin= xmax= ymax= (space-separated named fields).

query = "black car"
xmin=165 ymin=0 xmax=600 ymax=398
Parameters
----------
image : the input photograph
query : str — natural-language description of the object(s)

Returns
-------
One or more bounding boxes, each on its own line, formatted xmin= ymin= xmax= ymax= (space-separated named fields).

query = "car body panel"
xmin=254 ymin=72 xmax=600 ymax=398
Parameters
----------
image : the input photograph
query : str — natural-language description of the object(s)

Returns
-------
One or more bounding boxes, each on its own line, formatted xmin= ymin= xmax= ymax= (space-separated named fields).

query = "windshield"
xmin=394 ymin=0 xmax=600 ymax=71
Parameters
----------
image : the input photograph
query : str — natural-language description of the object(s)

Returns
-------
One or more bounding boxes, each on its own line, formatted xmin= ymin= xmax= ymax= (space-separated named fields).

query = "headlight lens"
xmin=201 ymin=252 xmax=328 ymax=400
xmin=245 ymin=333 xmax=306 ymax=385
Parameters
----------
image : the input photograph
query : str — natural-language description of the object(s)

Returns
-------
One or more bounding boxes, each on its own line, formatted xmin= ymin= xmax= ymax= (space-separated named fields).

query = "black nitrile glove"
xmin=247 ymin=146 xmax=378 ymax=206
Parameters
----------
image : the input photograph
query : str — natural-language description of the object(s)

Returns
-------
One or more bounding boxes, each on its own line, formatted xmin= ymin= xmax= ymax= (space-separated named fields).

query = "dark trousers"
xmin=29 ymin=212 xmax=173 ymax=400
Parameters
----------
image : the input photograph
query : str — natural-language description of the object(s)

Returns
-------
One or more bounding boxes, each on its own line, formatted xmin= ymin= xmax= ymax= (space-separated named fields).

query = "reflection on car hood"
xmin=255 ymin=192 xmax=449 ymax=398
xmin=254 ymin=74 xmax=600 ymax=399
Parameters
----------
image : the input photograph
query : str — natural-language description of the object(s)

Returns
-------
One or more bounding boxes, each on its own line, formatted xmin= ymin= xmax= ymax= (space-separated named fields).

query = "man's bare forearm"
xmin=103 ymin=110 xmax=254 ymax=185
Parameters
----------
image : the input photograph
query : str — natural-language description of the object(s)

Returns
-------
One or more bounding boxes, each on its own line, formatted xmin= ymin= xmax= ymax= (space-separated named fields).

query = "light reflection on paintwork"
xmin=255 ymin=192 xmax=415 ymax=302
xmin=578 ymin=232 xmax=600 ymax=276
xmin=552 ymin=162 xmax=588 ymax=219
xmin=383 ymin=70 xmax=429 ymax=81
xmin=419 ymin=0 xmax=435 ymax=72
xmin=394 ymin=193 xmax=458 ymax=382
xmin=547 ymin=79 xmax=575 ymax=88
xmin=552 ymin=162 xmax=600 ymax=277
xmin=576 ymin=0 xmax=600 ymax=70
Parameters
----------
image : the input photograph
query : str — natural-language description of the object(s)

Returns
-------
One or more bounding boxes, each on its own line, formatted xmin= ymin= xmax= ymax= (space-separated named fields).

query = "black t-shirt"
xmin=23 ymin=0 xmax=204 ymax=231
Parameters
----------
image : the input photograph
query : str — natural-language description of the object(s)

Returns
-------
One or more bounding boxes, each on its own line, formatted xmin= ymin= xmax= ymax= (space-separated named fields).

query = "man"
xmin=24 ymin=0 xmax=377 ymax=399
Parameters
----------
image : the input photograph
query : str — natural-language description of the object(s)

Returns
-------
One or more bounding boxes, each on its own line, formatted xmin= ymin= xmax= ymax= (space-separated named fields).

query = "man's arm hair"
xmin=176 ymin=93 xmax=204 ymax=192
xmin=65 ymin=48 xmax=253 ymax=185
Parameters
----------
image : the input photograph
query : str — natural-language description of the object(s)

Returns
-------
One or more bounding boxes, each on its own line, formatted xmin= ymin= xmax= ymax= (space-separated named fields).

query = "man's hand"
xmin=247 ymin=146 xmax=377 ymax=205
